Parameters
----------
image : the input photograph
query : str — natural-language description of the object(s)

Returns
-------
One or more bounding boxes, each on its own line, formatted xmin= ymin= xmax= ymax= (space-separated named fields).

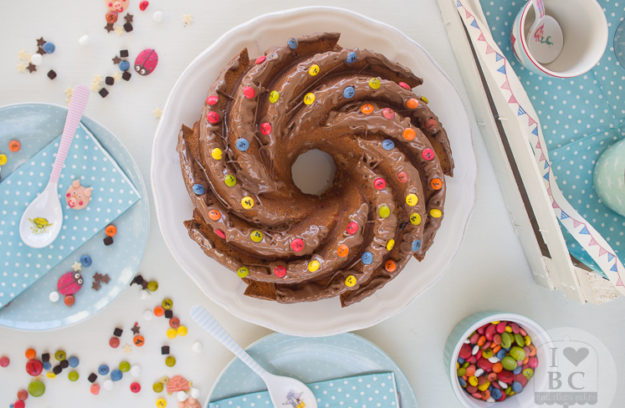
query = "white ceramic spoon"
xmin=19 ymin=85 xmax=89 ymax=248
xmin=190 ymin=305 xmax=318 ymax=408
xmin=527 ymin=0 xmax=563 ymax=65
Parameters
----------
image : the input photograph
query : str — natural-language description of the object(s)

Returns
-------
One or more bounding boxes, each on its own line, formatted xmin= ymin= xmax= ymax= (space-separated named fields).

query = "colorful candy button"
xmin=26 ymin=359 xmax=43 ymax=376
xmin=0 ymin=154 xmax=7 ymax=166
xmin=430 ymin=209 xmax=442 ymax=218
xmin=192 ymin=184 xmax=205 ymax=195
xmin=130 ymin=382 xmax=141 ymax=393
xmin=111 ymin=369 xmax=123 ymax=381
xmin=269 ymin=91 xmax=280 ymax=103
xmin=153 ymin=381 xmax=164 ymax=392
xmin=368 ymin=77 xmax=381 ymax=89
xmin=237 ymin=267 xmax=249 ymax=278
xmin=406 ymin=98 xmax=419 ymax=109
xmin=422 ymin=148 xmax=435 ymax=160
xmin=156 ymin=397 xmax=167 ymax=407
xmin=206 ymin=95 xmax=218 ymax=105
xmin=360 ymin=104 xmax=374 ymax=115
xmin=337 ymin=244 xmax=349 ymax=257
xmin=386 ymin=239 xmax=395 ymax=251
xmin=409 ymin=213 xmax=422 ymax=225
xmin=105 ymin=225 xmax=117 ymax=237
xmin=109 ymin=336 xmax=120 ymax=348
xmin=27 ymin=380 xmax=45 ymax=397
xmin=290 ymin=238 xmax=304 ymax=252
xmin=382 ymin=108 xmax=395 ymax=119
xmin=224 ymin=175 xmax=236 ymax=187
xmin=133 ymin=335 xmax=145 ymax=346
xmin=397 ymin=171 xmax=408 ymax=183
xmin=214 ymin=229 xmax=226 ymax=239
xmin=235 ymin=138 xmax=249 ymax=152
xmin=346 ymin=221 xmax=359 ymax=235
xmin=119 ymin=60 xmax=130 ymax=71
xmin=0 ymin=355 xmax=9 ymax=367
xmin=403 ymin=128 xmax=416 ymax=141
xmin=345 ymin=275 xmax=357 ymax=287
xmin=430 ymin=178 xmax=443 ymax=190
xmin=308 ymin=64 xmax=320 ymax=76
xmin=166 ymin=328 xmax=177 ymax=339
xmin=177 ymin=326 xmax=188 ymax=336
xmin=308 ymin=260 xmax=320 ymax=272
xmin=250 ymin=230 xmax=263 ymax=243
xmin=425 ymin=118 xmax=438 ymax=129
xmin=382 ymin=139 xmax=395 ymax=150
xmin=206 ymin=111 xmax=220 ymax=124
xmin=90 ymin=383 xmax=100 ymax=395
xmin=243 ymin=86 xmax=255 ymax=99
xmin=25 ymin=348 xmax=36 ymax=360
xmin=343 ymin=86 xmax=355 ymax=99
xmin=9 ymin=139 xmax=21 ymax=152
xmin=147 ymin=280 xmax=159 ymax=292
xmin=98 ymin=364 xmax=110 ymax=375
xmin=165 ymin=356 xmax=176 ymax=367
xmin=287 ymin=38 xmax=298 ymax=49
xmin=255 ymin=56 xmax=266 ymax=64
xmin=373 ymin=178 xmax=386 ymax=190
xmin=208 ymin=209 xmax=221 ymax=221
xmin=241 ymin=196 xmax=254 ymax=209
xmin=411 ymin=240 xmax=422 ymax=252
xmin=303 ymin=93 xmax=315 ymax=105
xmin=260 ymin=122 xmax=272 ymax=135
xmin=273 ymin=266 xmax=287 ymax=278
xmin=405 ymin=194 xmax=418 ymax=207
xmin=211 ymin=148 xmax=223 ymax=160
xmin=398 ymin=81 xmax=411 ymax=90
xmin=54 ymin=350 xmax=66 ymax=361
xmin=346 ymin=51 xmax=357 ymax=63
xmin=361 ymin=251 xmax=373 ymax=265
xmin=378 ymin=205 xmax=391 ymax=219
xmin=17 ymin=389 xmax=28 ymax=400
xmin=384 ymin=259 xmax=397 ymax=272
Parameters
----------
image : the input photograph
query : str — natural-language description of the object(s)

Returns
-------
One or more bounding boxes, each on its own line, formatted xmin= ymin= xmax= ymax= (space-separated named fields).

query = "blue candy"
xmin=42 ymin=42 xmax=55 ymax=54
xmin=287 ymin=38 xmax=298 ymax=50
xmin=458 ymin=377 xmax=466 ymax=387
xmin=98 ymin=364 xmax=109 ymax=375
xmin=80 ymin=255 xmax=92 ymax=267
xmin=110 ymin=368 xmax=123 ymax=381
xmin=68 ymin=356 xmax=79 ymax=368
xmin=192 ymin=184 xmax=205 ymax=195
xmin=361 ymin=251 xmax=373 ymax=265
xmin=491 ymin=388 xmax=502 ymax=400
xmin=235 ymin=138 xmax=249 ymax=152
xmin=457 ymin=357 xmax=465 ymax=364
xmin=511 ymin=381 xmax=523 ymax=393
xmin=513 ymin=366 xmax=523 ymax=375
xmin=119 ymin=60 xmax=130 ymax=71
xmin=343 ymin=86 xmax=355 ymax=99
xmin=411 ymin=240 xmax=422 ymax=252
xmin=346 ymin=51 xmax=357 ymax=64
xmin=43 ymin=361 xmax=51 ymax=370
xmin=382 ymin=139 xmax=395 ymax=150
xmin=496 ymin=349 xmax=507 ymax=360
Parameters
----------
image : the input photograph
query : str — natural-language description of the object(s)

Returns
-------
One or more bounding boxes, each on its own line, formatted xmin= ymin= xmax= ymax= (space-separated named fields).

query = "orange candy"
xmin=405 ymin=98 xmax=419 ymax=109
xmin=360 ymin=104 xmax=374 ymax=115
xmin=133 ymin=335 xmax=145 ymax=347
xmin=384 ymin=260 xmax=397 ymax=272
xmin=153 ymin=306 xmax=164 ymax=316
xmin=402 ymin=128 xmax=416 ymax=141
xmin=430 ymin=178 xmax=443 ymax=190
xmin=64 ymin=295 xmax=75 ymax=306
xmin=8 ymin=140 xmax=20 ymax=152
xmin=477 ymin=335 xmax=486 ymax=347
xmin=25 ymin=348 xmax=36 ymax=359
xmin=337 ymin=244 xmax=349 ymax=258
xmin=105 ymin=224 xmax=117 ymax=237
xmin=492 ymin=362 xmax=503 ymax=373
xmin=208 ymin=209 xmax=221 ymax=221
xmin=465 ymin=365 xmax=476 ymax=377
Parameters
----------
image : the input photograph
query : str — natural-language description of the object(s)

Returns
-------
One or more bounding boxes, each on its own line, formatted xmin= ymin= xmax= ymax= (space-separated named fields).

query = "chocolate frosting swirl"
xmin=177 ymin=33 xmax=454 ymax=307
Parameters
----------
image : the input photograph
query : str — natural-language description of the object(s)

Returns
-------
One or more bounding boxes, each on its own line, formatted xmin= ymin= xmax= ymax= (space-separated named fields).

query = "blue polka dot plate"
xmin=0 ymin=103 xmax=149 ymax=330
xmin=207 ymin=333 xmax=418 ymax=408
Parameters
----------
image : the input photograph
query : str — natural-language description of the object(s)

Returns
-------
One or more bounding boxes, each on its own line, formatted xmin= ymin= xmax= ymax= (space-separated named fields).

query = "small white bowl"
xmin=444 ymin=312 xmax=551 ymax=407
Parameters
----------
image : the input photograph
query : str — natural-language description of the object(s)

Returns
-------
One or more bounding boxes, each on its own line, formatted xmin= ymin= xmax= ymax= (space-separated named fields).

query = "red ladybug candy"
xmin=134 ymin=49 xmax=158 ymax=76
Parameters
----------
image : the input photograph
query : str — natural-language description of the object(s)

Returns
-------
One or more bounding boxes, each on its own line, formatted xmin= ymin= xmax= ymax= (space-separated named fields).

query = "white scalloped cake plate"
xmin=152 ymin=6 xmax=476 ymax=336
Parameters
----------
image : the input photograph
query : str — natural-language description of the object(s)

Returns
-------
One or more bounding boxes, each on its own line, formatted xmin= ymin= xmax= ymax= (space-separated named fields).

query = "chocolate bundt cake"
xmin=177 ymin=33 xmax=454 ymax=307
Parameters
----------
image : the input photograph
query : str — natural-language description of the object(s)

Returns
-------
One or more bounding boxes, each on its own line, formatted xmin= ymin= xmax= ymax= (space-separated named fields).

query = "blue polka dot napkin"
xmin=482 ymin=0 xmax=625 ymax=277
xmin=208 ymin=372 xmax=400 ymax=408
xmin=0 ymin=124 xmax=140 ymax=309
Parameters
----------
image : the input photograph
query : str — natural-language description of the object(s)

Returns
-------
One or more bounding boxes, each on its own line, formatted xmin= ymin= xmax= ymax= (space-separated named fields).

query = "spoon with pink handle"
xmin=527 ymin=0 xmax=563 ymax=65
xmin=19 ymin=85 xmax=89 ymax=248
xmin=190 ymin=305 xmax=318 ymax=408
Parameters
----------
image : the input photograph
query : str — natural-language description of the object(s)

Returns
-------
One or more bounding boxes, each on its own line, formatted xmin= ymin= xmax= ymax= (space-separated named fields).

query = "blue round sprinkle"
xmin=411 ymin=240 xmax=422 ymax=252
xmin=43 ymin=361 xmax=51 ymax=370
xmin=382 ymin=139 xmax=395 ymax=150
xmin=80 ymin=255 xmax=92 ymax=267
xmin=119 ymin=60 xmax=130 ymax=71
xmin=192 ymin=184 xmax=205 ymax=195
xmin=346 ymin=51 xmax=357 ymax=64
xmin=110 ymin=368 xmax=123 ymax=381
xmin=491 ymin=388 xmax=502 ymax=400
xmin=343 ymin=86 xmax=355 ymax=99
xmin=511 ymin=381 xmax=523 ymax=393
xmin=68 ymin=356 xmax=79 ymax=368
xmin=287 ymin=38 xmax=298 ymax=50
xmin=42 ymin=42 xmax=55 ymax=54
xmin=235 ymin=138 xmax=249 ymax=152
xmin=361 ymin=251 xmax=373 ymax=265
xmin=98 ymin=364 xmax=110 ymax=376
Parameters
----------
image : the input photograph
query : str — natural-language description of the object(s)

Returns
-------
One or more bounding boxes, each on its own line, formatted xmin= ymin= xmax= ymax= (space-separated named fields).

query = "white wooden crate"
xmin=436 ymin=0 xmax=621 ymax=304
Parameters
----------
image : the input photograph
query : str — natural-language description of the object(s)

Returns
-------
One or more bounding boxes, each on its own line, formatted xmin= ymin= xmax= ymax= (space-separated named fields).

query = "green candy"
xmin=501 ymin=356 xmax=518 ymax=371
xmin=68 ymin=370 xmax=79 ymax=381
xmin=119 ymin=361 xmax=131 ymax=372
xmin=523 ymin=368 xmax=535 ymax=379
xmin=153 ymin=382 xmax=164 ymax=393
xmin=457 ymin=367 xmax=466 ymax=377
xmin=510 ymin=346 xmax=526 ymax=362
xmin=28 ymin=380 xmax=45 ymax=397
xmin=482 ymin=349 xmax=494 ymax=359
xmin=514 ymin=333 xmax=526 ymax=347
xmin=501 ymin=332 xmax=513 ymax=349
xmin=147 ymin=280 xmax=159 ymax=292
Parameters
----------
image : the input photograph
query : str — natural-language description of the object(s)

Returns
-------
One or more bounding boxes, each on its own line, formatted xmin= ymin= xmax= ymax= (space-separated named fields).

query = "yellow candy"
xmin=269 ymin=91 xmax=279 ymax=103
xmin=345 ymin=275 xmax=357 ymax=287
xmin=505 ymin=326 xmax=513 ymax=333
xmin=405 ymin=194 xmax=418 ymax=207
xmin=250 ymin=230 xmax=263 ymax=243
xmin=211 ymin=148 xmax=223 ymax=160
xmin=430 ymin=209 xmax=442 ymax=218
xmin=224 ymin=175 xmax=236 ymax=187
xmin=468 ymin=376 xmax=478 ymax=387
xmin=303 ymin=93 xmax=315 ymax=105
xmin=0 ymin=154 xmax=6 ymax=166
xmin=409 ymin=213 xmax=421 ymax=225
xmin=156 ymin=398 xmax=167 ymax=408
xmin=378 ymin=205 xmax=390 ymax=218
xmin=237 ymin=267 xmax=249 ymax=278
xmin=478 ymin=380 xmax=491 ymax=392
xmin=368 ymin=77 xmax=381 ymax=89
xmin=420 ymin=96 xmax=429 ymax=103
xmin=308 ymin=64 xmax=320 ymax=76
xmin=525 ymin=335 xmax=532 ymax=345
xmin=46 ymin=372 xmax=56 ymax=379
xmin=166 ymin=328 xmax=177 ymax=339
xmin=177 ymin=326 xmax=188 ymax=337
xmin=386 ymin=239 xmax=395 ymax=251
xmin=308 ymin=260 xmax=320 ymax=272
xmin=241 ymin=196 xmax=254 ymax=209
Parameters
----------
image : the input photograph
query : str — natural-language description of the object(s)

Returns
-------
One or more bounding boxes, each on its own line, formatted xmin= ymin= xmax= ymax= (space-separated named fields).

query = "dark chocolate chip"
xmin=99 ymin=88 xmax=109 ymax=98
xmin=122 ymin=71 xmax=131 ymax=81
xmin=60 ymin=359 xmax=69 ymax=368
xmin=53 ymin=365 xmax=62 ymax=374
xmin=103 ymin=236 xmax=114 ymax=245
xmin=88 ymin=373 xmax=97 ymax=383
xmin=120 ymin=49 xmax=129 ymax=58
xmin=47 ymin=69 xmax=57 ymax=80
xmin=123 ymin=22 xmax=133 ymax=32
xmin=164 ymin=310 xmax=173 ymax=319
xmin=161 ymin=346 xmax=170 ymax=355
xmin=113 ymin=327 xmax=123 ymax=337
xmin=105 ymin=76 xmax=114 ymax=86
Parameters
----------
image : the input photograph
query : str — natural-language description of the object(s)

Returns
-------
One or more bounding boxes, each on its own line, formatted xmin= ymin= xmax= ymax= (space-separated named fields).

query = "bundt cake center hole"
xmin=291 ymin=149 xmax=336 ymax=196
